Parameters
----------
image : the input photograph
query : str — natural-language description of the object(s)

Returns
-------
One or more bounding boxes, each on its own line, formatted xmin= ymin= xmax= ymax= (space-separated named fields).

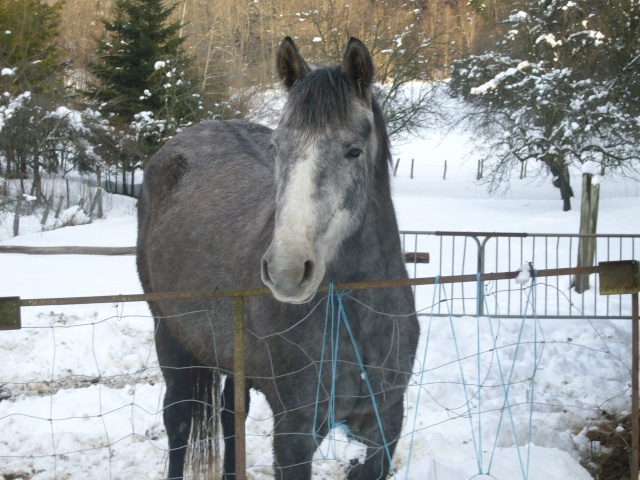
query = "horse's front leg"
xmin=346 ymin=397 xmax=404 ymax=480
xmin=272 ymin=410 xmax=327 ymax=480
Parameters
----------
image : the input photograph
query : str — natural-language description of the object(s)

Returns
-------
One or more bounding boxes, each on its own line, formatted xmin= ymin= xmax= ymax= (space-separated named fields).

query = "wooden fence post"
xmin=41 ymin=195 xmax=54 ymax=226
xmin=13 ymin=195 xmax=21 ymax=237
xmin=97 ymin=167 xmax=103 ymax=219
xmin=574 ymin=173 xmax=600 ymax=293
xmin=54 ymin=195 xmax=64 ymax=219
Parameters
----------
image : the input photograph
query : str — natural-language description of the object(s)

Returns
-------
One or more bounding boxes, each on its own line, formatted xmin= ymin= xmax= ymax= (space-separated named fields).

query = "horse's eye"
xmin=346 ymin=148 xmax=362 ymax=159
xmin=269 ymin=143 xmax=277 ymax=157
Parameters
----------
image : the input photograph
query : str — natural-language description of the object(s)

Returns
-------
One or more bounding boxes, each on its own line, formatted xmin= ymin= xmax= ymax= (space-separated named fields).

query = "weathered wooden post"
xmin=574 ymin=166 xmax=601 ymax=293
xmin=41 ymin=195 xmax=54 ymax=226
xmin=54 ymin=195 xmax=64 ymax=219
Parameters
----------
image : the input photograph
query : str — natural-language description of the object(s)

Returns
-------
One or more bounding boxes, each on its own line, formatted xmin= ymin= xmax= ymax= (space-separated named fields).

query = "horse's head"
xmin=261 ymin=37 xmax=387 ymax=304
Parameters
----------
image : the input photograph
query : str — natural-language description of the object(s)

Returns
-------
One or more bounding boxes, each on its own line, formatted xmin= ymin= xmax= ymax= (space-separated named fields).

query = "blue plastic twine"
xmin=484 ymin=269 xmax=539 ymax=480
xmin=313 ymin=284 xmax=397 ymax=478
xmin=405 ymin=275 xmax=440 ymax=479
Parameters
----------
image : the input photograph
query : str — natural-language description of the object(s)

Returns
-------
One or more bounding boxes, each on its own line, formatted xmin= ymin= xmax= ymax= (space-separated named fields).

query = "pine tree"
xmin=85 ymin=0 xmax=204 ymax=195
xmin=87 ymin=0 xmax=201 ymax=129
xmin=0 ymin=0 xmax=65 ymax=95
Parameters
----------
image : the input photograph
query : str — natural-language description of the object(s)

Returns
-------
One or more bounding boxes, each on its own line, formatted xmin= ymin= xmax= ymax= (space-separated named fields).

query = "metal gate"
xmin=400 ymin=231 xmax=639 ymax=318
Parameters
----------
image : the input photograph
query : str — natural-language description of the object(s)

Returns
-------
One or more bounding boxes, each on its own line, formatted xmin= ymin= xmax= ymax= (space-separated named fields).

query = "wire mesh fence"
xmin=1 ymin=263 xmax=638 ymax=479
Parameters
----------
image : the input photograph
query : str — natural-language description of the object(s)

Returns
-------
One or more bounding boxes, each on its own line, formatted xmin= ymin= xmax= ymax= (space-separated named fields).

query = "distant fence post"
xmin=54 ymin=195 xmax=64 ymax=219
xmin=393 ymin=158 xmax=400 ymax=177
xmin=97 ymin=167 xmax=103 ymax=219
xmin=41 ymin=195 xmax=54 ymax=226
xmin=13 ymin=194 xmax=21 ymax=237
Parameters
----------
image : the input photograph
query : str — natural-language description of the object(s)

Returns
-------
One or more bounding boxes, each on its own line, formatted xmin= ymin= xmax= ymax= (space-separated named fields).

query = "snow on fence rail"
xmin=1 ymin=263 xmax=638 ymax=479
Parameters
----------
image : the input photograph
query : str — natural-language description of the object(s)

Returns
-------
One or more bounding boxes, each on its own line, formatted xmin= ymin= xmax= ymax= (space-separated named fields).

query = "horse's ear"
xmin=277 ymin=37 xmax=311 ymax=90
xmin=343 ymin=37 xmax=374 ymax=98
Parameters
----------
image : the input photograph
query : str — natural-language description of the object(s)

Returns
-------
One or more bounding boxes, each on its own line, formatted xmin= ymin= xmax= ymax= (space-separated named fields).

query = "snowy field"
xmin=1 ymin=109 xmax=640 ymax=480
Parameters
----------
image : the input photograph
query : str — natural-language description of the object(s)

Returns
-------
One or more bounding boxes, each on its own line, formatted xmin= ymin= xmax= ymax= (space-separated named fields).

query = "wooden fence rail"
xmin=0 ymin=246 xmax=136 ymax=255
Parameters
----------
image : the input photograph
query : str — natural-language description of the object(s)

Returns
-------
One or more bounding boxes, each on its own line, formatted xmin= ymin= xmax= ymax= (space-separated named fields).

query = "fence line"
xmin=4 ymin=265 xmax=602 ymax=312
xmin=3 ymin=261 xmax=638 ymax=479
xmin=3 ymin=230 xmax=635 ymax=319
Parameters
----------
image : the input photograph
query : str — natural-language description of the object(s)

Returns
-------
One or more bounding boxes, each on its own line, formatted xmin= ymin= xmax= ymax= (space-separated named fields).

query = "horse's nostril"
xmin=262 ymin=259 xmax=271 ymax=284
xmin=302 ymin=260 xmax=314 ymax=284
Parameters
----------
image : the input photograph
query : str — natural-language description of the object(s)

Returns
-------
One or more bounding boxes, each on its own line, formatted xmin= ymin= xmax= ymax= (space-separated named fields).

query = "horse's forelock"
xmin=281 ymin=65 xmax=391 ymax=166
xmin=282 ymin=66 xmax=352 ymax=135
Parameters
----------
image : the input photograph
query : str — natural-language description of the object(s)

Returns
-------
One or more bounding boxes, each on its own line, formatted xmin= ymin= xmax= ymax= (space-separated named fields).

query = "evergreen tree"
xmin=86 ymin=0 xmax=205 ymax=195
xmin=87 ymin=0 xmax=202 ymax=130
xmin=0 ymin=0 xmax=65 ymax=95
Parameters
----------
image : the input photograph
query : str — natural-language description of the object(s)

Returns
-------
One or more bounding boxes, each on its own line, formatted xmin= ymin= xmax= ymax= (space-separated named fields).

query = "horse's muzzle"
xmin=261 ymin=247 xmax=323 ymax=303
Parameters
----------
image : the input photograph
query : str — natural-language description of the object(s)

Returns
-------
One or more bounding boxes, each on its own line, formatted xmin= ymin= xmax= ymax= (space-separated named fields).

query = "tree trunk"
xmin=545 ymin=155 xmax=574 ymax=211
xmin=32 ymin=153 xmax=42 ymax=200
xmin=573 ymin=173 xmax=600 ymax=293
xmin=122 ymin=164 xmax=128 ymax=196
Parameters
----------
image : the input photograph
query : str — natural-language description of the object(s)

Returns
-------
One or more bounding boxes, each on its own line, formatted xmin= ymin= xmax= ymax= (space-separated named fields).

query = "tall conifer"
xmin=87 ymin=0 xmax=198 ymax=127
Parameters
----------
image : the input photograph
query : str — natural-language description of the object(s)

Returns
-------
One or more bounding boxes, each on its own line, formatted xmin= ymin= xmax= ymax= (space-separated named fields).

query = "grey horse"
xmin=137 ymin=36 xmax=419 ymax=479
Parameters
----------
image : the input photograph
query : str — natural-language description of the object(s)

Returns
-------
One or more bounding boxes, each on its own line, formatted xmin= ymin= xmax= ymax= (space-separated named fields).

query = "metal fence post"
xmin=233 ymin=296 xmax=247 ymax=480
xmin=599 ymin=260 xmax=640 ymax=480
xmin=477 ymin=235 xmax=487 ymax=316
xmin=632 ymin=291 xmax=639 ymax=480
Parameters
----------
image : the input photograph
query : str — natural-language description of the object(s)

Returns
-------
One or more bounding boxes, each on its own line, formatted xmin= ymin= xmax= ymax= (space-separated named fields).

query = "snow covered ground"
xmin=1 ymin=114 xmax=639 ymax=480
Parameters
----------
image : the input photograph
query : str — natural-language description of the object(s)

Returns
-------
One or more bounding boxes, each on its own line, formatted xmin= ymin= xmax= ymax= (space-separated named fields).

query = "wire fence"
xmin=1 ymin=263 xmax=638 ymax=479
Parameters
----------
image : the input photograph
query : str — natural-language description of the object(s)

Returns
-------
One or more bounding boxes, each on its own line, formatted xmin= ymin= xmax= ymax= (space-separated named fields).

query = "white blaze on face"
xmin=262 ymin=142 xmax=326 ymax=303
xmin=273 ymin=143 xmax=318 ymax=252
